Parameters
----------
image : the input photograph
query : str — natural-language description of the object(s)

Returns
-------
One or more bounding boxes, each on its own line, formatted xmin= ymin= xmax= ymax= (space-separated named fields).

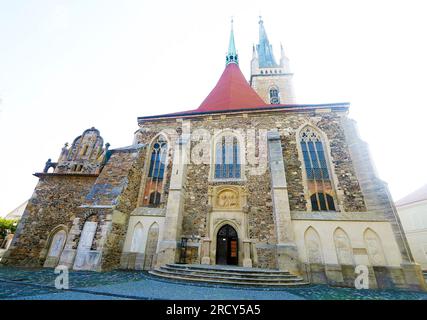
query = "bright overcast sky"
xmin=1 ymin=0 xmax=427 ymax=215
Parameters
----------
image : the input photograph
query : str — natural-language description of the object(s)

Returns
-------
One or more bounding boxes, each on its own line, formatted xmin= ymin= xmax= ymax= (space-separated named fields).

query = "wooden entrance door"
xmin=216 ymin=224 xmax=238 ymax=265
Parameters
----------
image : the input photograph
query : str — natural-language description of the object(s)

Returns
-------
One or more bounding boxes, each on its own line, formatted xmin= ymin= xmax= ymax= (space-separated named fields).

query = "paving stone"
xmin=1 ymin=267 xmax=426 ymax=300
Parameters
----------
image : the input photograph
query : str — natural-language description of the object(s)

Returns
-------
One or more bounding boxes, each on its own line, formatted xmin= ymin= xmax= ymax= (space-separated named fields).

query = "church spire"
xmin=257 ymin=16 xmax=279 ymax=68
xmin=279 ymin=42 xmax=290 ymax=72
xmin=225 ymin=18 xmax=238 ymax=66
xmin=252 ymin=44 xmax=258 ymax=59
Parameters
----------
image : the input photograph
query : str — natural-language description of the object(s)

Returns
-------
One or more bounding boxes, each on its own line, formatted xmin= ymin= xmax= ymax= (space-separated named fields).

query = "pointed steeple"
xmin=197 ymin=20 xmax=265 ymax=112
xmin=279 ymin=42 xmax=291 ymax=73
xmin=256 ymin=17 xmax=279 ymax=68
xmin=252 ymin=44 xmax=258 ymax=60
xmin=226 ymin=18 xmax=238 ymax=66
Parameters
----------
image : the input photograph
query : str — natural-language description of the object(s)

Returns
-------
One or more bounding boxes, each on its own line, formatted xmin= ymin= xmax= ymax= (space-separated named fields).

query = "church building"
xmin=3 ymin=19 xmax=426 ymax=290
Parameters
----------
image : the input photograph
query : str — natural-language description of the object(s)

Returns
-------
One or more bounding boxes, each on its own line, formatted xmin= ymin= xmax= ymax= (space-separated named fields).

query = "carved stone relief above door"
xmin=208 ymin=185 xmax=247 ymax=212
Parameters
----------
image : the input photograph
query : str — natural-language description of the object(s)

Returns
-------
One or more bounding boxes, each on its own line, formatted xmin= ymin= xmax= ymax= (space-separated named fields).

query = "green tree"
xmin=0 ymin=218 xmax=18 ymax=238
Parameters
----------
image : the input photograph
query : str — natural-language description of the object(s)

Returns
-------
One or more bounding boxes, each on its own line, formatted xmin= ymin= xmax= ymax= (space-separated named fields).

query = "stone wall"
xmin=317 ymin=113 xmax=366 ymax=212
xmin=2 ymin=174 xmax=96 ymax=267
xmin=255 ymin=245 xmax=278 ymax=269
xmin=68 ymin=146 xmax=147 ymax=271
xmin=281 ymin=130 xmax=306 ymax=211
xmin=182 ymin=162 xmax=210 ymax=238
xmin=100 ymin=147 xmax=146 ymax=270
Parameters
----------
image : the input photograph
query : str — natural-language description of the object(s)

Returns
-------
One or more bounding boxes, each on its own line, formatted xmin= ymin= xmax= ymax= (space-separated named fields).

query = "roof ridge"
xmin=396 ymin=184 xmax=427 ymax=206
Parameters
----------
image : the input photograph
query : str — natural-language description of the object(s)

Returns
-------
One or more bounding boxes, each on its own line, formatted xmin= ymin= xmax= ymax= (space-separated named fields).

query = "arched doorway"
xmin=216 ymin=224 xmax=238 ymax=265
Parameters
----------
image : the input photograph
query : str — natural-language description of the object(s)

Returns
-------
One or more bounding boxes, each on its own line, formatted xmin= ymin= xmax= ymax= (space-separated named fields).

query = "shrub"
xmin=0 ymin=218 xmax=18 ymax=238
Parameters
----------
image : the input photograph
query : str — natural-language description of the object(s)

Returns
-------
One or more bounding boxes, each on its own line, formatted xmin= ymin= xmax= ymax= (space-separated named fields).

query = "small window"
xmin=149 ymin=192 xmax=161 ymax=205
xmin=269 ymin=87 xmax=280 ymax=104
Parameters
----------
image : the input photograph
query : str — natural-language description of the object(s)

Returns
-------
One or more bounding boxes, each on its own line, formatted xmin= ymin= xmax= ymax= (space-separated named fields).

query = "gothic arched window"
xmin=269 ymin=87 xmax=280 ymax=104
xmin=143 ymin=136 xmax=168 ymax=206
xmin=214 ymin=135 xmax=241 ymax=179
xmin=300 ymin=126 xmax=336 ymax=211
xmin=300 ymin=129 xmax=329 ymax=180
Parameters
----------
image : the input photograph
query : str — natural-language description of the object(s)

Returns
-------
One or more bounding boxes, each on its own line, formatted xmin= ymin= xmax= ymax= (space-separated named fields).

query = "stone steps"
xmin=149 ymin=264 xmax=309 ymax=287
xmin=165 ymin=263 xmax=290 ymax=274
xmin=159 ymin=265 xmax=298 ymax=278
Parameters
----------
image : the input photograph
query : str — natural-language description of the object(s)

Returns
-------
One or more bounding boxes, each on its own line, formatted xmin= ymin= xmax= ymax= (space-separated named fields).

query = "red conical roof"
xmin=197 ymin=63 xmax=265 ymax=112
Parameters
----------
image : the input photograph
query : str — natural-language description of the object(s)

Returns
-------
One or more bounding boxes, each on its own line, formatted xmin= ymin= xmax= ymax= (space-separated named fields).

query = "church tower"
xmin=250 ymin=18 xmax=296 ymax=104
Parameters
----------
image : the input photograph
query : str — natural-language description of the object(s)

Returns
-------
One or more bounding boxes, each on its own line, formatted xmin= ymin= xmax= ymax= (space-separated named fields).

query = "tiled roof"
xmin=395 ymin=184 xmax=427 ymax=206
xmin=196 ymin=63 xmax=265 ymax=112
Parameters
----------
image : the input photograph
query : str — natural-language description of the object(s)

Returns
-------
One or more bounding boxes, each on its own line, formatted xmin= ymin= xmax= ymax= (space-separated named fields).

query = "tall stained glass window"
xmin=144 ymin=136 xmax=168 ymax=206
xmin=300 ymin=127 xmax=336 ymax=211
xmin=215 ymin=135 xmax=241 ymax=179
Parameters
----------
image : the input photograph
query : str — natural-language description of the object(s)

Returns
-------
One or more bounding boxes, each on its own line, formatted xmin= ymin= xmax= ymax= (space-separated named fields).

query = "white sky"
xmin=1 ymin=0 xmax=427 ymax=215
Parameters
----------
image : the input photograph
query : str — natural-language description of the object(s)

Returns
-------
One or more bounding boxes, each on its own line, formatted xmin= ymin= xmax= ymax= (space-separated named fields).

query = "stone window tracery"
xmin=143 ymin=136 xmax=168 ymax=206
xmin=214 ymin=135 xmax=241 ymax=179
xmin=300 ymin=126 xmax=336 ymax=211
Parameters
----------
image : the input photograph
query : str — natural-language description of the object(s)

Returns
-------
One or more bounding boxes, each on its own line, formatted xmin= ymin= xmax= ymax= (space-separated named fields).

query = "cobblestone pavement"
xmin=1 ymin=267 xmax=427 ymax=300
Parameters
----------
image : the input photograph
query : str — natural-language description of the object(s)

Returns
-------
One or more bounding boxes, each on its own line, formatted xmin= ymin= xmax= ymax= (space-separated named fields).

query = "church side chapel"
xmin=2 ymin=19 xmax=426 ymax=290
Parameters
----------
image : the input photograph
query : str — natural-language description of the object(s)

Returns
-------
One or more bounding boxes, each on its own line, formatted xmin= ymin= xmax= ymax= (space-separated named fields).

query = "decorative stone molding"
xmin=213 ymin=218 xmax=241 ymax=227
xmin=208 ymin=185 xmax=247 ymax=212
xmin=131 ymin=207 xmax=166 ymax=216
xmin=290 ymin=211 xmax=389 ymax=222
